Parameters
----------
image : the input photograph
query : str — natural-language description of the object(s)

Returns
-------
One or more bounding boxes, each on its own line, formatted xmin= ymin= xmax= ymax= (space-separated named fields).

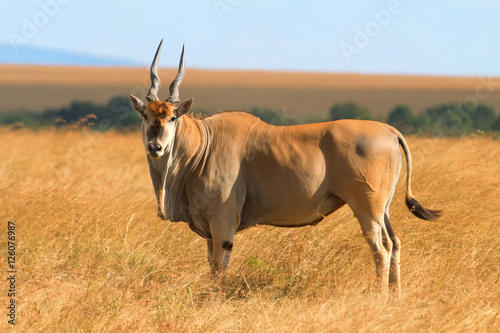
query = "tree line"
xmin=1 ymin=95 xmax=499 ymax=136
xmin=329 ymin=102 xmax=500 ymax=135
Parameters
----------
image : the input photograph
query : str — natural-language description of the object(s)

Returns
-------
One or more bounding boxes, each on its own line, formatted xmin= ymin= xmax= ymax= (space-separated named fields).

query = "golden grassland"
xmin=2 ymin=65 xmax=500 ymax=118
xmin=1 ymin=65 xmax=492 ymax=89
xmin=0 ymin=129 xmax=498 ymax=332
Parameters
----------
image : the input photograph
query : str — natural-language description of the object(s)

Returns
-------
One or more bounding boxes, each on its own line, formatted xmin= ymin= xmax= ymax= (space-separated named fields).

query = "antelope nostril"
xmin=148 ymin=143 xmax=162 ymax=153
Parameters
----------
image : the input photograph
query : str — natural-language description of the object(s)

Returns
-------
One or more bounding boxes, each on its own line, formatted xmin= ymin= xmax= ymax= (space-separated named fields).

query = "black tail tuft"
xmin=406 ymin=197 xmax=442 ymax=221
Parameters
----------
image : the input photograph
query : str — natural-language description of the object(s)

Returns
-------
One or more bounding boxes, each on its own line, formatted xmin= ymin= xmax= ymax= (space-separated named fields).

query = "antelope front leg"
xmin=208 ymin=217 xmax=236 ymax=285
xmin=206 ymin=239 xmax=215 ymax=276
xmin=211 ymin=235 xmax=234 ymax=282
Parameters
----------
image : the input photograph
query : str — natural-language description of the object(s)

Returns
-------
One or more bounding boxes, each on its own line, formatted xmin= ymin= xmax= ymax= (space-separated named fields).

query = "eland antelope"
xmin=129 ymin=41 xmax=441 ymax=295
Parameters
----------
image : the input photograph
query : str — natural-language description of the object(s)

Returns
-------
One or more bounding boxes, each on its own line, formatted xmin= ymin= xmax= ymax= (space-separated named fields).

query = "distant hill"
xmin=0 ymin=65 xmax=499 ymax=120
xmin=0 ymin=44 xmax=137 ymax=67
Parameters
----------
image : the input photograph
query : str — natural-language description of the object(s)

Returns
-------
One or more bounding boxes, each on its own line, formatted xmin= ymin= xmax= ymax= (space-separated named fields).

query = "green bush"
xmin=471 ymin=104 xmax=497 ymax=131
xmin=494 ymin=116 xmax=500 ymax=131
xmin=250 ymin=107 xmax=296 ymax=126
xmin=0 ymin=96 xmax=142 ymax=131
xmin=329 ymin=102 xmax=371 ymax=121
xmin=300 ymin=114 xmax=328 ymax=124
xmin=387 ymin=105 xmax=419 ymax=133
xmin=0 ymin=110 xmax=39 ymax=128
xmin=421 ymin=102 xmax=497 ymax=135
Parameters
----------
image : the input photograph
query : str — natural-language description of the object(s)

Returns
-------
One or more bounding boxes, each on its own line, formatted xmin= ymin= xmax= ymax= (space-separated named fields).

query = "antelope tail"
xmin=395 ymin=131 xmax=442 ymax=221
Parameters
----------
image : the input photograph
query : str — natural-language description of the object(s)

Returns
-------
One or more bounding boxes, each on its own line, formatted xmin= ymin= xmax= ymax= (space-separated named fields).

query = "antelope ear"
xmin=175 ymin=97 xmax=194 ymax=117
xmin=129 ymin=94 xmax=146 ymax=115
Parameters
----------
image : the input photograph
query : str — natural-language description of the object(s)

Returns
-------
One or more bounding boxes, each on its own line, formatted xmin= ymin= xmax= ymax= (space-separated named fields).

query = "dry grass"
xmin=2 ymin=65 xmax=500 ymax=119
xmin=0 ymin=129 xmax=498 ymax=332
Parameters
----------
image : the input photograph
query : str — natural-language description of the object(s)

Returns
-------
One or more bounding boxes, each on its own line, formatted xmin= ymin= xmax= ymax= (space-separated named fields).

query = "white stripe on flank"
xmin=264 ymin=126 xmax=274 ymax=146
xmin=253 ymin=122 xmax=266 ymax=148
xmin=275 ymin=126 xmax=284 ymax=146
xmin=244 ymin=118 xmax=260 ymax=148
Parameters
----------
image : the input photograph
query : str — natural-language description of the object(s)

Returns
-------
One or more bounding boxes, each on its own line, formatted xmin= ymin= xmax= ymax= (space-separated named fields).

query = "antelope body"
xmin=129 ymin=41 xmax=441 ymax=295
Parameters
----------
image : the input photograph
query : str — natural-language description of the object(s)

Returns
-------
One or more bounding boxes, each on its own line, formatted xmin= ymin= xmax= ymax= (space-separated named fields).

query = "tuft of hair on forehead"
xmin=146 ymin=101 xmax=176 ymax=119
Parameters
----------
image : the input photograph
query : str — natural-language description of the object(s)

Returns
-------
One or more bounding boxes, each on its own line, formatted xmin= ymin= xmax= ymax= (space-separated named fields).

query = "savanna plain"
xmin=0 ymin=128 xmax=498 ymax=332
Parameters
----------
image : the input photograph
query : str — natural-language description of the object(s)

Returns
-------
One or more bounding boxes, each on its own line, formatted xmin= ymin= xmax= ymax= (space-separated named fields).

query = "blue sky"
xmin=1 ymin=0 xmax=499 ymax=76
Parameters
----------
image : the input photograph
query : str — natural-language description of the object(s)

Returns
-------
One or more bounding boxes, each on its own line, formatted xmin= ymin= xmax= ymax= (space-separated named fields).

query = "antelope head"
xmin=129 ymin=40 xmax=194 ymax=159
